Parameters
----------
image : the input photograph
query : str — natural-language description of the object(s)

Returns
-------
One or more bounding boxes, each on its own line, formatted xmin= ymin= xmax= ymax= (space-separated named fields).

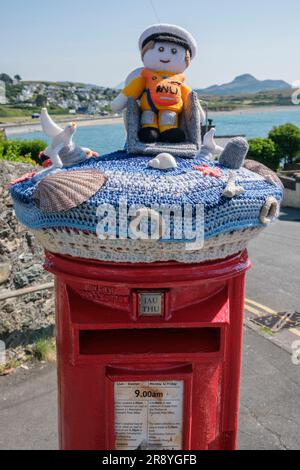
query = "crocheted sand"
xmin=11 ymin=150 xmax=283 ymax=263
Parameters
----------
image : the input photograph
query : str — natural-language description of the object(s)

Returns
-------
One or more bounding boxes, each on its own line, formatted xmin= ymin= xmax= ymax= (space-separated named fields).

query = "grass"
xmin=0 ymin=109 xmax=96 ymax=124
xmin=0 ymin=105 xmax=67 ymax=120
xmin=0 ymin=116 xmax=40 ymax=123
xmin=0 ymin=357 xmax=28 ymax=376
xmin=0 ymin=336 xmax=56 ymax=376
xmin=33 ymin=337 xmax=56 ymax=362
xmin=0 ymin=105 xmax=31 ymax=118
xmin=259 ymin=326 xmax=275 ymax=337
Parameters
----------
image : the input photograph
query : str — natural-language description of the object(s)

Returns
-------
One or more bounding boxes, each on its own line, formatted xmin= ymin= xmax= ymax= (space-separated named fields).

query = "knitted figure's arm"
xmin=123 ymin=76 xmax=146 ymax=100
xmin=181 ymin=83 xmax=192 ymax=103
xmin=111 ymin=71 xmax=146 ymax=112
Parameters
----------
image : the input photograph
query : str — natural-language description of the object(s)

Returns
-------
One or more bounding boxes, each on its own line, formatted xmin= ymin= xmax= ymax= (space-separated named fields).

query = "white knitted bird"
xmin=41 ymin=108 xmax=98 ymax=168
xmin=196 ymin=128 xmax=224 ymax=160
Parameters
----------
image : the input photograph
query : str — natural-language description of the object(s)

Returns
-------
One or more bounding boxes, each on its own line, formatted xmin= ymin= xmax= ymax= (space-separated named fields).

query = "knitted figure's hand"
xmin=111 ymin=93 xmax=128 ymax=112
xmin=203 ymin=128 xmax=224 ymax=156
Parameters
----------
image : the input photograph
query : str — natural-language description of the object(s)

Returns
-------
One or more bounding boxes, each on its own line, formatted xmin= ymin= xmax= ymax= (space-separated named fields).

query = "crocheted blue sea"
xmin=11 ymin=150 xmax=283 ymax=243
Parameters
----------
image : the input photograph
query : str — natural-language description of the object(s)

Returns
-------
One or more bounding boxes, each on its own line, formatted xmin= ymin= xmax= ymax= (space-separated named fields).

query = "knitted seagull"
xmin=41 ymin=108 xmax=98 ymax=168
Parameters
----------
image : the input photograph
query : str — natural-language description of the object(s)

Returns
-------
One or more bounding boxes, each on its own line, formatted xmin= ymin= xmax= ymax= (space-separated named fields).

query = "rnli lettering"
xmin=156 ymin=85 xmax=179 ymax=95
xmin=138 ymin=292 xmax=164 ymax=317
xmin=141 ymin=70 xmax=184 ymax=107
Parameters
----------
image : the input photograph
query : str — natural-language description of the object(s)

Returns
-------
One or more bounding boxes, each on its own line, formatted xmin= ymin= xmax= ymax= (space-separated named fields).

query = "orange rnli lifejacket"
xmin=141 ymin=69 xmax=185 ymax=107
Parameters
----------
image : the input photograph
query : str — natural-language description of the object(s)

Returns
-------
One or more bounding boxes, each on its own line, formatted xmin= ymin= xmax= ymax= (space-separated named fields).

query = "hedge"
xmin=247 ymin=137 xmax=280 ymax=171
xmin=0 ymin=138 xmax=46 ymax=165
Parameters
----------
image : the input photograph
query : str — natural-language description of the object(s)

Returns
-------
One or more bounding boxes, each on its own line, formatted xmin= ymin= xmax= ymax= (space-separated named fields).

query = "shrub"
xmin=269 ymin=123 xmax=300 ymax=165
xmin=0 ymin=141 xmax=38 ymax=165
xmin=34 ymin=337 xmax=56 ymax=362
xmin=0 ymin=139 xmax=46 ymax=164
xmin=15 ymin=139 xmax=46 ymax=163
xmin=247 ymin=137 xmax=280 ymax=171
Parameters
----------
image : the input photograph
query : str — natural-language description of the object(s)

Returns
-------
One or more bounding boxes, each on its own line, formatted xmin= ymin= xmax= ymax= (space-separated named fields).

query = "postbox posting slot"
xmin=79 ymin=327 xmax=221 ymax=356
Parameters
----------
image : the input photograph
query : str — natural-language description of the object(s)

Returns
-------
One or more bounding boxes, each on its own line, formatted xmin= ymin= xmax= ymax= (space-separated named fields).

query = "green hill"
xmin=198 ymin=74 xmax=291 ymax=96
xmin=198 ymin=88 xmax=295 ymax=110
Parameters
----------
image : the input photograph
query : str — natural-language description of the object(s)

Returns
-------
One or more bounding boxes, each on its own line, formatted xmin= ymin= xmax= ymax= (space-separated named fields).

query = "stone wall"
xmin=0 ymin=161 xmax=54 ymax=362
xmin=280 ymin=176 xmax=300 ymax=209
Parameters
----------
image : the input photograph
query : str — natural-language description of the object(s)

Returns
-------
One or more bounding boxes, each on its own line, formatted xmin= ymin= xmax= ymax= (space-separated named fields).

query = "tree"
xmin=35 ymin=94 xmax=47 ymax=107
xmin=247 ymin=138 xmax=280 ymax=171
xmin=0 ymin=73 xmax=13 ymax=85
xmin=269 ymin=123 xmax=300 ymax=165
xmin=14 ymin=74 xmax=22 ymax=82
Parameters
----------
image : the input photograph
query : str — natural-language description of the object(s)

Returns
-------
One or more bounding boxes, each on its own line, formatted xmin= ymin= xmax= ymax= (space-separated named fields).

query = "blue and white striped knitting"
xmin=11 ymin=150 xmax=283 ymax=264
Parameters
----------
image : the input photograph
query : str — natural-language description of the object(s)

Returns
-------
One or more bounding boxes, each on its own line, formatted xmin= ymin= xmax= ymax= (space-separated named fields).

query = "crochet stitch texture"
xmin=11 ymin=150 xmax=282 ymax=245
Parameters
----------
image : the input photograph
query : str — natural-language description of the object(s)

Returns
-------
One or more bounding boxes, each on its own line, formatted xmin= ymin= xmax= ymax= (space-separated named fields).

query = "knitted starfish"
xmin=10 ymin=171 xmax=37 ymax=186
xmin=193 ymin=163 xmax=222 ymax=178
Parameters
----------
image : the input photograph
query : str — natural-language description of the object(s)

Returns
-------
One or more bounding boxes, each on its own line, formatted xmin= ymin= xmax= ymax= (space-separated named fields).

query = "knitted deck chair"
xmin=125 ymin=91 xmax=202 ymax=158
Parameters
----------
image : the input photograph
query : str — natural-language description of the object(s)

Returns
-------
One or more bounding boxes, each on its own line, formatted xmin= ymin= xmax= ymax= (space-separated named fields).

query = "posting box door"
xmin=105 ymin=366 xmax=193 ymax=451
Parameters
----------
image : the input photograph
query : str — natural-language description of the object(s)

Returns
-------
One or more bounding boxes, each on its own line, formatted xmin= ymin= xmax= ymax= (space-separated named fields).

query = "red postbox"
xmin=45 ymin=249 xmax=251 ymax=451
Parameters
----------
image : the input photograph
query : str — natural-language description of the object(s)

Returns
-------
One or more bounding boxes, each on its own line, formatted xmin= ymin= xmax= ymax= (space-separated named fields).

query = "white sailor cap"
xmin=139 ymin=24 xmax=198 ymax=59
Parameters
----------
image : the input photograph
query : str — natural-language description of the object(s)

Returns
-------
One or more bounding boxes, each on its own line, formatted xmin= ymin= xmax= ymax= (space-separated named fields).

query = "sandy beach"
xmin=3 ymin=105 xmax=300 ymax=137
xmin=3 ymin=116 xmax=124 ymax=136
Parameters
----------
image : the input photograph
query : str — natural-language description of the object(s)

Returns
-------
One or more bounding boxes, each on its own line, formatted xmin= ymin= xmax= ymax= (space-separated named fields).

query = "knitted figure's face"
xmin=143 ymin=41 xmax=188 ymax=73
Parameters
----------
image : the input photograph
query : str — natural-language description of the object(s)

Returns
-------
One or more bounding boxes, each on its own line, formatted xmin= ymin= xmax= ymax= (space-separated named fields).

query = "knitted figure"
xmin=111 ymin=24 xmax=203 ymax=144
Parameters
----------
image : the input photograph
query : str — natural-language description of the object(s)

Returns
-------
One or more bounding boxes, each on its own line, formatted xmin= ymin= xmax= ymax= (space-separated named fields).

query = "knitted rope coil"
xmin=11 ymin=150 xmax=283 ymax=264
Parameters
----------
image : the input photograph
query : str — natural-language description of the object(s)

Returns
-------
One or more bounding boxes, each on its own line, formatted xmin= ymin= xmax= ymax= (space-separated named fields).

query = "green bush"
xmin=247 ymin=137 xmax=280 ymax=171
xmin=0 ymin=139 xmax=44 ymax=165
xmin=13 ymin=139 xmax=46 ymax=163
xmin=269 ymin=123 xmax=300 ymax=165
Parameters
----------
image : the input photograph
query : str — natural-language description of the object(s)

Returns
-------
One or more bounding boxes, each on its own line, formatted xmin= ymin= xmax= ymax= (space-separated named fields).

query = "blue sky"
xmin=0 ymin=0 xmax=299 ymax=88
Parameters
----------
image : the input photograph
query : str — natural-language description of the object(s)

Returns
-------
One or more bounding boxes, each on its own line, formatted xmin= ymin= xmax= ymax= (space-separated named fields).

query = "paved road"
xmin=245 ymin=207 xmax=300 ymax=351
xmin=247 ymin=207 xmax=300 ymax=314
xmin=0 ymin=327 xmax=299 ymax=450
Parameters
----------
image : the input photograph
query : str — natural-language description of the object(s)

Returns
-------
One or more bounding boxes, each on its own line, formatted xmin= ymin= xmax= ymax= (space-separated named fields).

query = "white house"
xmin=0 ymin=81 xmax=7 ymax=104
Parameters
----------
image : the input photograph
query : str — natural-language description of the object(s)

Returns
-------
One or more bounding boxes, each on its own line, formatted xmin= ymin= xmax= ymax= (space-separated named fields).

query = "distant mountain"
xmin=198 ymin=74 xmax=291 ymax=96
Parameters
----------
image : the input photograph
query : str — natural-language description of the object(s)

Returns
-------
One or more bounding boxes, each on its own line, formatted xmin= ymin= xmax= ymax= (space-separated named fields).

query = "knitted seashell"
xmin=244 ymin=159 xmax=284 ymax=189
xmin=34 ymin=169 xmax=107 ymax=213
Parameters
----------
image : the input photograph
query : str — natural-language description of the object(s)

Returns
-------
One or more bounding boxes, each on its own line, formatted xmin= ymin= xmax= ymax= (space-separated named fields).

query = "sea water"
xmin=9 ymin=107 xmax=300 ymax=155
